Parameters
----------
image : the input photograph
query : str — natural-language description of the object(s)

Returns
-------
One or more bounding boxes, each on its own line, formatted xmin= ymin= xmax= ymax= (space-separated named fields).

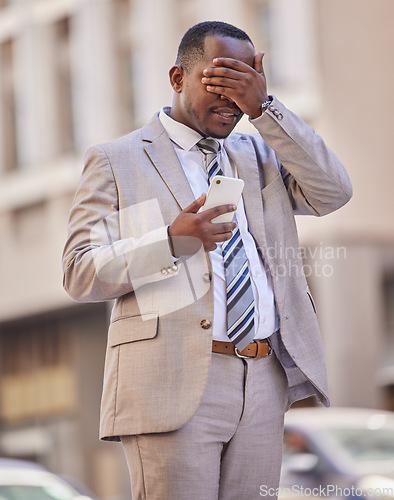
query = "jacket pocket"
xmin=261 ymin=173 xmax=285 ymax=201
xmin=108 ymin=313 xmax=158 ymax=347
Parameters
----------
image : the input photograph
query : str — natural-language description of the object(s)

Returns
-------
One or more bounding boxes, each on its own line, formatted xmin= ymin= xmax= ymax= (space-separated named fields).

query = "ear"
xmin=169 ymin=65 xmax=184 ymax=93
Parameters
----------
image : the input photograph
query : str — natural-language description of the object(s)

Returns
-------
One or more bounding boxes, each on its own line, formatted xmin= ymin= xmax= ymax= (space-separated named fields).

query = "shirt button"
xmin=202 ymin=273 xmax=212 ymax=283
xmin=200 ymin=319 xmax=211 ymax=330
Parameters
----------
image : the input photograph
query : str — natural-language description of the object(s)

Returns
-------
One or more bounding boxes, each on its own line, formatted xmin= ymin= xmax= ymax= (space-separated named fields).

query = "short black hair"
xmin=175 ymin=21 xmax=253 ymax=72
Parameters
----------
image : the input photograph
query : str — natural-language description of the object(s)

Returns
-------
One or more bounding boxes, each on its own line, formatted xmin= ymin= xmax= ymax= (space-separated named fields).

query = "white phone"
xmin=202 ymin=176 xmax=244 ymax=223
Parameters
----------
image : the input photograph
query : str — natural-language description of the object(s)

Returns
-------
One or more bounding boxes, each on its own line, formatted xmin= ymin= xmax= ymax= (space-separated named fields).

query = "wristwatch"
xmin=261 ymin=99 xmax=273 ymax=113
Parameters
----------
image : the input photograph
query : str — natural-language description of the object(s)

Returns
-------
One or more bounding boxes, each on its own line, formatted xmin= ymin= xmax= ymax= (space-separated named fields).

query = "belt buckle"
xmin=235 ymin=341 xmax=256 ymax=359
xmin=235 ymin=339 xmax=272 ymax=359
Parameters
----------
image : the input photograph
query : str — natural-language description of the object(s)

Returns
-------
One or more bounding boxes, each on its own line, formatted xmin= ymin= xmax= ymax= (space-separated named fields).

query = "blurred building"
xmin=0 ymin=0 xmax=393 ymax=497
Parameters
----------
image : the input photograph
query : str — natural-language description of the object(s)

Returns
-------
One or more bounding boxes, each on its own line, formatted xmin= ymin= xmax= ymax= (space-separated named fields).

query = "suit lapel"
xmin=225 ymin=135 xmax=268 ymax=254
xmin=141 ymin=114 xmax=195 ymax=210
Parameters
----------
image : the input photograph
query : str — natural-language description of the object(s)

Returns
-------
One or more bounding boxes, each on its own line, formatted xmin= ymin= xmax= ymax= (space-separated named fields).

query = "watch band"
xmin=261 ymin=99 xmax=272 ymax=113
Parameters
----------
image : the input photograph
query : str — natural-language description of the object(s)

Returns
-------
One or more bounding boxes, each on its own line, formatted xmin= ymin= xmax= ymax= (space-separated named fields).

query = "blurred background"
xmin=0 ymin=0 xmax=393 ymax=498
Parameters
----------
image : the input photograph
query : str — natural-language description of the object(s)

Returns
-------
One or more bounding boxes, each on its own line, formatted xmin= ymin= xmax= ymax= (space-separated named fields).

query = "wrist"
xmin=249 ymin=97 xmax=272 ymax=120
xmin=261 ymin=97 xmax=272 ymax=113
xmin=249 ymin=107 xmax=263 ymax=119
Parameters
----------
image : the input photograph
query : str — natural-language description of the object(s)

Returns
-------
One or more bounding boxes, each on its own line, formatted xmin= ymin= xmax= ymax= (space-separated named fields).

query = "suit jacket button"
xmin=202 ymin=273 xmax=212 ymax=283
xmin=161 ymin=268 xmax=168 ymax=276
xmin=200 ymin=319 xmax=211 ymax=330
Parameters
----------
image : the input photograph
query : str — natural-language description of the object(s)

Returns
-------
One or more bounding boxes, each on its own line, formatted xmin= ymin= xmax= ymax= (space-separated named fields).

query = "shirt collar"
xmin=159 ymin=106 xmax=224 ymax=152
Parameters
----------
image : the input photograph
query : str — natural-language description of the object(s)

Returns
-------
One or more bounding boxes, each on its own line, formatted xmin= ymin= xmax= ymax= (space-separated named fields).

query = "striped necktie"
xmin=197 ymin=138 xmax=255 ymax=351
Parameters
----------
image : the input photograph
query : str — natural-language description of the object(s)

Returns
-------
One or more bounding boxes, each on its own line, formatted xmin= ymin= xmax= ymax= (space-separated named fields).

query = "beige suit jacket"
xmin=63 ymin=97 xmax=352 ymax=441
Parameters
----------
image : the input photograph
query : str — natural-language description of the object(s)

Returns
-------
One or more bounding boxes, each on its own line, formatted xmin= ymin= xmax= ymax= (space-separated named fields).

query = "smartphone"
xmin=202 ymin=176 xmax=244 ymax=223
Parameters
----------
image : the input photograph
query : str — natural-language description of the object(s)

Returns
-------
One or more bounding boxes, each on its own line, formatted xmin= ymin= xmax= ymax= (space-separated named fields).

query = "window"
xmin=53 ymin=17 xmax=74 ymax=154
xmin=0 ymin=39 xmax=18 ymax=173
xmin=0 ymin=314 xmax=77 ymax=422
xmin=114 ymin=0 xmax=134 ymax=133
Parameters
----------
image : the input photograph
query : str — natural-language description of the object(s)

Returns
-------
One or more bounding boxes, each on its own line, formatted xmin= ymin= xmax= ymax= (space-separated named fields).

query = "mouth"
xmin=211 ymin=107 xmax=242 ymax=123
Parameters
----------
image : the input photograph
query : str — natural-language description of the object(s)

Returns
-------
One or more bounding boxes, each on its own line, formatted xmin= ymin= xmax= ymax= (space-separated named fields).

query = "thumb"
xmin=184 ymin=193 xmax=206 ymax=213
xmin=254 ymin=51 xmax=264 ymax=74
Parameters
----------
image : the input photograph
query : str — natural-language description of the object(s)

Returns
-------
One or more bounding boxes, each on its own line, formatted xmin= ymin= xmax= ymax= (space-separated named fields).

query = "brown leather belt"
xmin=212 ymin=339 xmax=272 ymax=358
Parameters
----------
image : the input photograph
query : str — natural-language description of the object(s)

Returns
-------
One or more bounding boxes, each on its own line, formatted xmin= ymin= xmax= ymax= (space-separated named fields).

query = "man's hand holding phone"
xmin=168 ymin=194 xmax=237 ymax=256
xmin=168 ymin=176 xmax=244 ymax=256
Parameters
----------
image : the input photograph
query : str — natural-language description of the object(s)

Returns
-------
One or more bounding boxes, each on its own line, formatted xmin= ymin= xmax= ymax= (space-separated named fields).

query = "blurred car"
xmin=279 ymin=407 xmax=394 ymax=499
xmin=0 ymin=458 xmax=95 ymax=500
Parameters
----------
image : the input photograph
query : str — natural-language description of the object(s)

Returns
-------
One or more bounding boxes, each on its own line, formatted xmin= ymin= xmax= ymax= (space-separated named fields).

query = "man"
xmin=63 ymin=21 xmax=352 ymax=500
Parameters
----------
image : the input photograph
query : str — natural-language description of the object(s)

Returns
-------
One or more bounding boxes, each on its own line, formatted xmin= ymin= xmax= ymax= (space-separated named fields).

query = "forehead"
xmin=202 ymin=35 xmax=255 ymax=67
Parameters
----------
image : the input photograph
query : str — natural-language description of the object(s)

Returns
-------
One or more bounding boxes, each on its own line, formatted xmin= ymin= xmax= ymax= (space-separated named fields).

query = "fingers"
xmin=202 ymin=79 xmax=238 ymax=93
xmin=183 ymin=193 xmax=206 ymax=213
xmin=169 ymin=202 xmax=237 ymax=255
xmin=211 ymin=54 xmax=264 ymax=76
xmin=203 ymin=66 xmax=243 ymax=81
xmin=201 ymin=203 xmax=236 ymax=222
xmin=194 ymin=208 xmax=237 ymax=252
xmin=201 ymin=66 xmax=243 ymax=98
xmin=202 ymin=55 xmax=268 ymax=118
xmin=203 ymin=223 xmax=236 ymax=251
xmin=253 ymin=51 xmax=265 ymax=74
xmin=211 ymin=220 xmax=237 ymax=235
xmin=212 ymin=57 xmax=252 ymax=72
xmin=202 ymin=66 xmax=247 ymax=91
xmin=213 ymin=228 xmax=236 ymax=241
xmin=205 ymin=85 xmax=236 ymax=100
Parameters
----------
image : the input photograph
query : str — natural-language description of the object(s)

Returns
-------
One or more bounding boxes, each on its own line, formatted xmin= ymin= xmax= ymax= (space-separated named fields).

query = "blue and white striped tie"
xmin=198 ymin=138 xmax=255 ymax=351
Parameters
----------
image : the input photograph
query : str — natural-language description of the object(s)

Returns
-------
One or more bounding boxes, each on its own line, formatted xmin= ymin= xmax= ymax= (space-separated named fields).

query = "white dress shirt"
xmin=159 ymin=107 xmax=278 ymax=341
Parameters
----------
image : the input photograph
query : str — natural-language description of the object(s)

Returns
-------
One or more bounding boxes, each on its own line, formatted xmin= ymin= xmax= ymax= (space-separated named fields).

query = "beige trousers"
xmin=121 ymin=350 xmax=288 ymax=500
